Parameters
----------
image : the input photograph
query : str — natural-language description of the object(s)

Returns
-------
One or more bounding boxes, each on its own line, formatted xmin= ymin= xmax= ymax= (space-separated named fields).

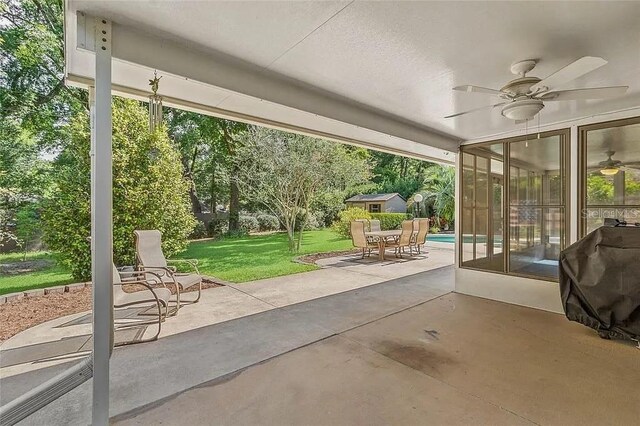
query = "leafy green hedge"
xmin=43 ymin=99 xmax=196 ymax=280
xmin=332 ymin=207 xmax=371 ymax=238
xmin=370 ymin=213 xmax=412 ymax=230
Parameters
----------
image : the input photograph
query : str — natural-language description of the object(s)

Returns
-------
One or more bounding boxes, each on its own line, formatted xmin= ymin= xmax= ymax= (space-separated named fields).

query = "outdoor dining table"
xmin=365 ymin=230 xmax=402 ymax=261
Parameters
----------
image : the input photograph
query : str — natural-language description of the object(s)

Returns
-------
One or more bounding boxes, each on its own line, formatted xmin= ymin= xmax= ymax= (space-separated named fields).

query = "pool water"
xmin=427 ymin=234 xmax=456 ymax=243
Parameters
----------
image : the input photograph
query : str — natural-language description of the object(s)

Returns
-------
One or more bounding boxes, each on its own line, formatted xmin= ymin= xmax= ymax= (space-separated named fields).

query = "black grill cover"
xmin=559 ymin=226 xmax=640 ymax=340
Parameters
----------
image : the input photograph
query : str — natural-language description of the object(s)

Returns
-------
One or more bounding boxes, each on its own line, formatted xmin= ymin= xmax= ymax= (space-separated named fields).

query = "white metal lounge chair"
xmin=113 ymin=264 xmax=171 ymax=345
xmin=134 ymin=230 xmax=202 ymax=311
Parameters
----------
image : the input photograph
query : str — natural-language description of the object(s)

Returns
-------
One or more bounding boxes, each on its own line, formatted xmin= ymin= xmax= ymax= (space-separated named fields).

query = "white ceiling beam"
xmin=75 ymin=12 xmax=460 ymax=154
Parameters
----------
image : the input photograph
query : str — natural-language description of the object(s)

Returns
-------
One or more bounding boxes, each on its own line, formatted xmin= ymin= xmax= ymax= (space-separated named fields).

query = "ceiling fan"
xmin=592 ymin=150 xmax=640 ymax=176
xmin=445 ymin=56 xmax=628 ymax=122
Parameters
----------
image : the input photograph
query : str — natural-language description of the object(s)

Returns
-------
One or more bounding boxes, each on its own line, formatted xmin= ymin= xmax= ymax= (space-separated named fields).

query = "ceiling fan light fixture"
xmin=600 ymin=166 xmax=620 ymax=176
xmin=501 ymin=99 xmax=544 ymax=121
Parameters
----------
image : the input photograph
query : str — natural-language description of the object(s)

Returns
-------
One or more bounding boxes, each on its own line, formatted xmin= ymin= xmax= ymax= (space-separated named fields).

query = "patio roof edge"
xmin=66 ymin=73 xmax=455 ymax=165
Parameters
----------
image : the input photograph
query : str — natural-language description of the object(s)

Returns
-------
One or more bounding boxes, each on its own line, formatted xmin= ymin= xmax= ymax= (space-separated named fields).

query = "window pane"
xmin=508 ymin=134 xmax=564 ymax=280
xmin=476 ymin=157 xmax=488 ymax=209
xmin=584 ymin=207 xmax=640 ymax=234
xmin=462 ymin=153 xmax=474 ymax=208
xmin=460 ymin=143 xmax=504 ymax=272
xmin=510 ymin=135 xmax=562 ymax=206
xmin=475 ymin=208 xmax=488 ymax=259
xmin=585 ymin=122 xmax=640 ymax=207
xmin=462 ymin=208 xmax=474 ymax=263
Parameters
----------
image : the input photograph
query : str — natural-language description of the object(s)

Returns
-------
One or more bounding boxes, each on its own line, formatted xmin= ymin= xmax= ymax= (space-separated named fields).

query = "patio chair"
xmin=369 ymin=219 xmax=381 ymax=232
xmin=113 ymin=264 xmax=171 ymax=345
xmin=410 ymin=219 xmax=419 ymax=244
xmin=350 ymin=221 xmax=378 ymax=258
xmin=355 ymin=218 xmax=370 ymax=231
xmin=134 ymin=230 xmax=202 ymax=311
xmin=411 ymin=218 xmax=430 ymax=254
xmin=386 ymin=220 xmax=415 ymax=257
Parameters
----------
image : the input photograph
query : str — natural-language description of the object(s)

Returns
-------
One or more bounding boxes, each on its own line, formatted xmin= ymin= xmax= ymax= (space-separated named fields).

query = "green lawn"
xmin=0 ymin=252 xmax=75 ymax=296
xmin=0 ymin=230 xmax=353 ymax=295
xmin=176 ymin=229 xmax=353 ymax=283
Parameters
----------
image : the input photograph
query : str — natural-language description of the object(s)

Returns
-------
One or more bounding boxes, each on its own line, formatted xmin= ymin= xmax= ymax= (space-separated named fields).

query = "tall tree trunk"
xmin=181 ymin=155 xmax=202 ymax=215
xmin=228 ymin=162 xmax=240 ymax=232
xmin=189 ymin=185 xmax=202 ymax=215
xmin=209 ymin=160 xmax=216 ymax=215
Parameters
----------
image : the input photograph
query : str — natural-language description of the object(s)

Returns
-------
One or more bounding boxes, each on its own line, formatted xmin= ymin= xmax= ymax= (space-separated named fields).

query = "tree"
xmin=15 ymin=203 xmax=40 ymax=260
xmin=1 ymin=0 xmax=86 ymax=149
xmin=43 ymin=98 xmax=196 ymax=279
xmin=165 ymin=108 xmax=248 ymax=229
xmin=420 ymin=166 xmax=455 ymax=227
xmin=369 ymin=151 xmax=437 ymax=199
xmin=237 ymin=127 xmax=370 ymax=251
xmin=1 ymin=0 xmax=84 ymax=251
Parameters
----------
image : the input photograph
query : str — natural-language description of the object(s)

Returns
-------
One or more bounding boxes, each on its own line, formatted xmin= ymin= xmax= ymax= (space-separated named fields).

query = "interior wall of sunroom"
xmin=454 ymin=108 xmax=640 ymax=313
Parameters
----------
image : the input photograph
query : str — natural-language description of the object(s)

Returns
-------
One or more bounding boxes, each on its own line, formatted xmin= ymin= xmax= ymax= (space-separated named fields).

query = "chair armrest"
xmin=137 ymin=266 xmax=177 ymax=280
xmin=166 ymin=259 xmax=200 ymax=274
xmin=119 ymin=269 xmax=170 ymax=288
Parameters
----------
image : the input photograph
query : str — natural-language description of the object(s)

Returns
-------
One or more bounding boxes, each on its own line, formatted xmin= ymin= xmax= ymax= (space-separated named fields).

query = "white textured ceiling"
xmin=67 ymin=1 xmax=640 ymax=146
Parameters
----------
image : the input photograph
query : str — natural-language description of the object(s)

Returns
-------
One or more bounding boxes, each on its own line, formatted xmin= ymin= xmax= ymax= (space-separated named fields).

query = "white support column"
xmin=91 ymin=18 xmax=113 ymax=426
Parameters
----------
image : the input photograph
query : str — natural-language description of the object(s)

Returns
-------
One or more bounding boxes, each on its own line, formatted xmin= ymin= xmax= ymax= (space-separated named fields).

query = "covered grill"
xmin=559 ymin=224 xmax=640 ymax=341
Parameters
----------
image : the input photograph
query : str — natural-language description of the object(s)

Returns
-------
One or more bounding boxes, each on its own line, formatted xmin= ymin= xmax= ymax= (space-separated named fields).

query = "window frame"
xmin=458 ymin=128 xmax=570 ymax=283
xmin=578 ymin=116 xmax=640 ymax=238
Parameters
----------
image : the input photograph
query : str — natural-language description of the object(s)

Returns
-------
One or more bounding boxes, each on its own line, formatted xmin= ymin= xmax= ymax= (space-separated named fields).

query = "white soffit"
xmin=64 ymin=1 xmax=458 ymax=163
xmin=65 ymin=1 xmax=640 ymax=157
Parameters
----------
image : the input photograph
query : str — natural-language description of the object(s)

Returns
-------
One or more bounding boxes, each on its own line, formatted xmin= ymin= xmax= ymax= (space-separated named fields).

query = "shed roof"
xmin=345 ymin=193 xmax=405 ymax=202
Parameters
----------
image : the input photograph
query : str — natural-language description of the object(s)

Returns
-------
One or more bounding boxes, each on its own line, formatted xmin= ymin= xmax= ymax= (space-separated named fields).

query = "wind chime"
xmin=148 ymin=70 xmax=163 ymax=131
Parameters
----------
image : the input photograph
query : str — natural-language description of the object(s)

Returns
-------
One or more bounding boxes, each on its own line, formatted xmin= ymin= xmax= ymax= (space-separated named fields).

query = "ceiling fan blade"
xmin=529 ymin=56 xmax=607 ymax=93
xmin=444 ymin=102 xmax=507 ymax=119
xmin=540 ymin=86 xmax=628 ymax=101
xmin=453 ymin=85 xmax=504 ymax=96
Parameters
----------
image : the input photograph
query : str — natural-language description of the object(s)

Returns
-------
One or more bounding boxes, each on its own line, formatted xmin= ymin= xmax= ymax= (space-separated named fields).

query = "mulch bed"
xmin=297 ymin=249 xmax=360 ymax=265
xmin=0 ymin=278 xmax=222 ymax=343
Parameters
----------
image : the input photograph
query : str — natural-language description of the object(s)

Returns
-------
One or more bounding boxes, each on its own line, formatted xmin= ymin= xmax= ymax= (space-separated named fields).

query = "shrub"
xmin=224 ymin=229 xmax=248 ymax=239
xmin=239 ymin=215 xmax=259 ymax=233
xmin=208 ymin=217 xmax=228 ymax=237
xmin=331 ymin=207 xmax=371 ymax=238
xmin=256 ymin=213 xmax=279 ymax=231
xmin=430 ymin=225 xmax=441 ymax=234
xmin=293 ymin=210 xmax=322 ymax=231
xmin=16 ymin=203 xmax=42 ymax=259
xmin=190 ymin=221 xmax=208 ymax=239
xmin=43 ymin=99 xmax=196 ymax=280
xmin=370 ymin=213 xmax=412 ymax=230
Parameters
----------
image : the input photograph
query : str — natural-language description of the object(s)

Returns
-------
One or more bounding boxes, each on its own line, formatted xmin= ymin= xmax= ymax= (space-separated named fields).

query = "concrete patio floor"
xmin=4 ymin=242 xmax=637 ymax=425
xmin=114 ymin=293 xmax=640 ymax=426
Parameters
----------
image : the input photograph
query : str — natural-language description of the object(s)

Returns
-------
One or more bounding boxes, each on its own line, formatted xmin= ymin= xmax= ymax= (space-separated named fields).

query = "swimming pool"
xmin=426 ymin=234 xmax=456 ymax=243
